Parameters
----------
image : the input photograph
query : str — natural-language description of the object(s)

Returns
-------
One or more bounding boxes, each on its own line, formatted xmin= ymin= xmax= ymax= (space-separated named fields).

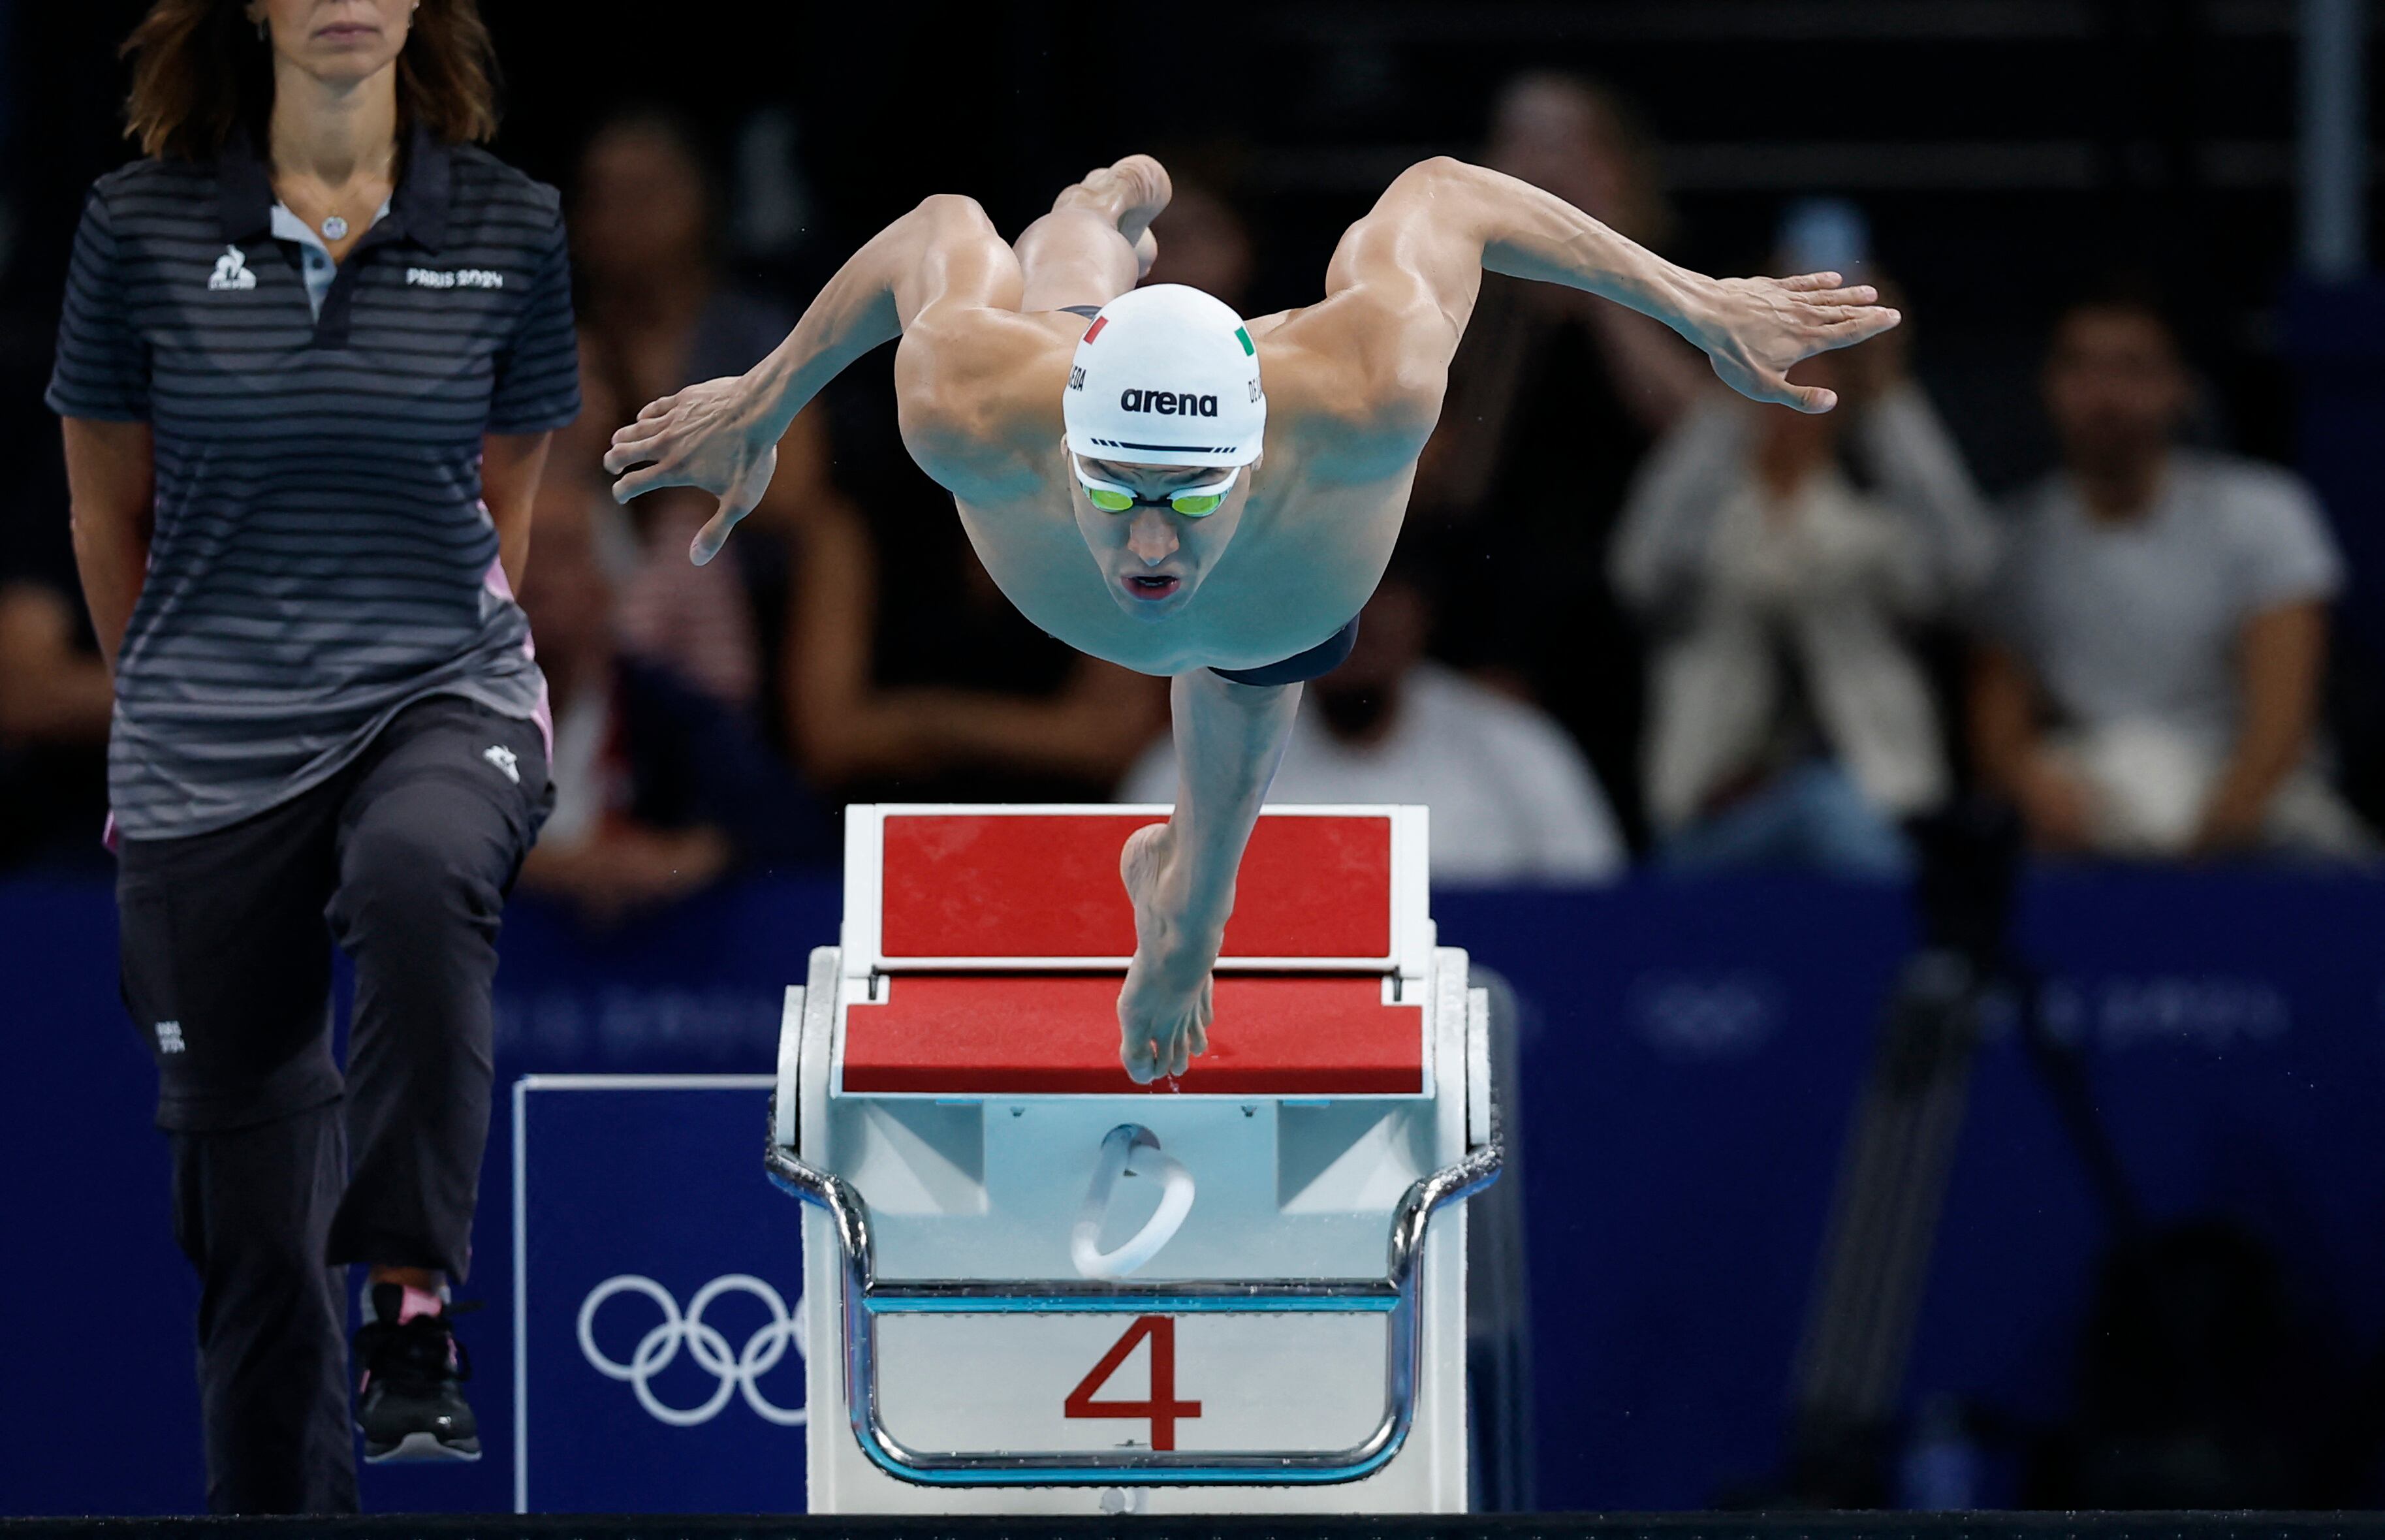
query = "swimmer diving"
xmin=604 ymin=153 xmax=1902 ymax=1082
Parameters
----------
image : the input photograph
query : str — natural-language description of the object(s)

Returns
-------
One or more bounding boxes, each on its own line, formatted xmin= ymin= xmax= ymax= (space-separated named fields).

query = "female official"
xmin=51 ymin=0 xmax=577 ymax=1511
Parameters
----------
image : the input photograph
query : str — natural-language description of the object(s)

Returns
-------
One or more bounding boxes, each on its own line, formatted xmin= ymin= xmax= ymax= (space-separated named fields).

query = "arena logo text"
xmin=1118 ymin=388 xmax=1218 ymax=416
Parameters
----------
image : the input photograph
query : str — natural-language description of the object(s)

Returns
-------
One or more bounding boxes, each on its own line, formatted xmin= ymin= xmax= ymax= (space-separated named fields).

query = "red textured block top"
xmin=878 ymin=813 xmax=1393 ymax=961
xmin=841 ymin=973 xmax=1425 ymax=1096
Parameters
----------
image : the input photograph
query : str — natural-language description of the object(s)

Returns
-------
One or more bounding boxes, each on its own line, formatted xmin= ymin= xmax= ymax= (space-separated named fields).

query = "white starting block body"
xmin=769 ymin=805 xmax=1498 ymax=1514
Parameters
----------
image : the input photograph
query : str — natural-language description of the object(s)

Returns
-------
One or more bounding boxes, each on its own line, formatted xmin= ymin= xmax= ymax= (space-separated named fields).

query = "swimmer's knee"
xmin=913 ymin=192 xmax=998 ymax=238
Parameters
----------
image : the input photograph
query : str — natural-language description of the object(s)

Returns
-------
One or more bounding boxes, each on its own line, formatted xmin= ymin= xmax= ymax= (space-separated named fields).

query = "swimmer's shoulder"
xmin=1248 ymin=309 xmax=1442 ymax=485
xmin=896 ymin=309 xmax=1081 ymax=502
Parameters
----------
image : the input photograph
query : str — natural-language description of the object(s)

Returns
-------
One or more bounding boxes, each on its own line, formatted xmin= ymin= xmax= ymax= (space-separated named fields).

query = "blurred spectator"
xmin=779 ymin=486 xmax=1167 ymax=804
xmin=566 ymin=110 xmax=802 ymax=715
xmin=1970 ymin=290 xmax=2372 ymax=860
xmin=1141 ymin=178 xmax=1255 ymax=306
xmin=516 ymin=477 xmax=830 ymax=926
xmin=1611 ymin=308 xmax=1996 ymax=877
xmin=1119 ymin=560 xmax=1626 ymax=886
xmin=0 ymin=473 xmax=110 ymax=870
xmin=1408 ymin=72 xmax=1708 ymax=848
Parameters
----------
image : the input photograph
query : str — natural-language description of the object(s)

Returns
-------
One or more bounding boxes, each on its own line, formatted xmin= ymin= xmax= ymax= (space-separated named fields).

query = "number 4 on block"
xmin=1062 ymin=1315 xmax=1203 ymax=1451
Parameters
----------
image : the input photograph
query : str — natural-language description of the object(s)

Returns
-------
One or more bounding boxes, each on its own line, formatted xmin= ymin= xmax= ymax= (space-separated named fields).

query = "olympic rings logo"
xmin=576 ymin=1274 xmax=809 ymax=1427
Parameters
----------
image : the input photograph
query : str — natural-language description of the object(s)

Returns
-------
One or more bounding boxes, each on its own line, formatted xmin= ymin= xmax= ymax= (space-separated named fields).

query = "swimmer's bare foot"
xmin=1117 ymin=821 xmax=1221 ymax=1083
xmin=1054 ymin=154 xmax=1171 ymax=281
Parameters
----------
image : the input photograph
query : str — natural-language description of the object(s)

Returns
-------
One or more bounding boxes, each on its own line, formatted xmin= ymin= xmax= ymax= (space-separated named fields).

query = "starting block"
xmin=767 ymin=805 xmax=1501 ymax=1513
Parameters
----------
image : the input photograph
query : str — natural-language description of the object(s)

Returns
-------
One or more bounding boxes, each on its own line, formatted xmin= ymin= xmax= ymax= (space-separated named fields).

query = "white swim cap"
xmin=1062 ymin=283 xmax=1265 ymax=468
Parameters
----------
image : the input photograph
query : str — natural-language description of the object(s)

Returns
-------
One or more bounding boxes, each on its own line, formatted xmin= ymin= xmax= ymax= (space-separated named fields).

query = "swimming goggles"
xmin=1073 ymin=457 xmax=1240 ymax=518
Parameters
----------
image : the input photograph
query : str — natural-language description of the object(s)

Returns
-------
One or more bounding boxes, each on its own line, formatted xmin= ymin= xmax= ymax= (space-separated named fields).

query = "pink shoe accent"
xmin=396 ymin=1284 xmax=447 ymax=1325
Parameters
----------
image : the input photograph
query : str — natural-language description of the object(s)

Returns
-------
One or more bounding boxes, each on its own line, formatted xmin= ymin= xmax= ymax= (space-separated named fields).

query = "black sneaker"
xmin=355 ymin=1282 xmax=482 ymax=1463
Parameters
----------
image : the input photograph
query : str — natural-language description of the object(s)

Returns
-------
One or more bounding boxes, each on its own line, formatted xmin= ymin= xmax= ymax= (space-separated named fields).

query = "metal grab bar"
xmin=764 ymin=1089 xmax=1500 ymax=1486
xmin=1071 ymin=1124 xmax=1198 ymax=1281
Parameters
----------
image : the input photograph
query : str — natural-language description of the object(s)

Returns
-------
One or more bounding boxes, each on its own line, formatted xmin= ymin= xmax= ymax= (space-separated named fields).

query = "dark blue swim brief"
xmin=1210 ymin=614 xmax=1362 ymax=687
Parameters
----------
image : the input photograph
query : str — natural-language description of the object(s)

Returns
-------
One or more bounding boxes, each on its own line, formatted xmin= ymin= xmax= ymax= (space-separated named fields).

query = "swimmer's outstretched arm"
xmin=605 ymin=194 xmax=1054 ymax=563
xmin=1274 ymin=157 xmax=1901 ymax=452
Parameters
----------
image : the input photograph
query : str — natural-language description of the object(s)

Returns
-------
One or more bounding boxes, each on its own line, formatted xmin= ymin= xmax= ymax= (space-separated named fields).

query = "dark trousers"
xmin=118 ymin=697 xmax=549 ymax=1515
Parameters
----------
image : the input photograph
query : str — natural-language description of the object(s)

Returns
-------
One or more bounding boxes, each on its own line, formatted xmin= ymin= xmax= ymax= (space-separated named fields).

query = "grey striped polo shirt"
xmin=48 ymin=126 xmax=579 ymax=840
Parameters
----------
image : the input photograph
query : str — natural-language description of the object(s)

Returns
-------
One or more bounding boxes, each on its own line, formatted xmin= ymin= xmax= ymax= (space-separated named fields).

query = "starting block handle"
xmin=763 ymin=1082 xmax=1500 ymax=1486
xmin=1070 ymin=1124 xmax=1197 ymax=1281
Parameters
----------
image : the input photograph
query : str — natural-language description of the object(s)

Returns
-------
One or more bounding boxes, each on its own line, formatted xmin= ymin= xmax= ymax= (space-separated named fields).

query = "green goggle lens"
xmin=1077 ymin=482 xmax=1231 ymax=517
xmin=1074 ymin=457 xmax=1240 ymax=518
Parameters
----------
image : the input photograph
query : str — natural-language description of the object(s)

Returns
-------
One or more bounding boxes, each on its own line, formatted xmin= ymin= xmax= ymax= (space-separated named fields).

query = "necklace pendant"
xmin=321 ymin=213 xmax=349 ymax=242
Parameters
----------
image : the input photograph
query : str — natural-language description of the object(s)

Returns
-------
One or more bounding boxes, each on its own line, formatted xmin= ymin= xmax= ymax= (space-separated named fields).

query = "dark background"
xmin=4 ymin=0 xmax=2383 ymax=1518
xmin=5 ymin=0 xmax=2371 ymax=492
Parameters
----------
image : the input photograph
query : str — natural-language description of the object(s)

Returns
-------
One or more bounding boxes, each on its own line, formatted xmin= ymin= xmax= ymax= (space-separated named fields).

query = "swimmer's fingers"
xmin=1780 ymin=274 xmax=1887 ymax=302
xmin=1827 ymin=306 xmax=1904 ymax=345
xmin=689 ymin=507 xmax=739 ymax=566
xmin=610 ymin=462 xmax=682 ymax=503
xmin=601 ymin=430 xmax=666 ymax=477
xmin=688 ymin=443 xmax=778 ymax=565
xmin=1730 ymin=361 xmax=1840 ymax=415
xmin=1773 ymin=274 xmax=1899 ymax=351
xmin=599 ymin=401 xmax=682 ymax=474
xmin=1793 ymin=284 xmax=1879 ymax=307
xmin=1795 ymin=304 xmax=1904 ymax=358
xmin=603 ymin=385 xmax=704 ymax=462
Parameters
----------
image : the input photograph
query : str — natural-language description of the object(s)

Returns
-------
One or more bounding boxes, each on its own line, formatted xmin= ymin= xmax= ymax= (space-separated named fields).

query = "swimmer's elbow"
xmin=1382 ymin=157 xmax=1496 ymax=232
xmin=1389 ymin=155 xmax=1474 ymax=198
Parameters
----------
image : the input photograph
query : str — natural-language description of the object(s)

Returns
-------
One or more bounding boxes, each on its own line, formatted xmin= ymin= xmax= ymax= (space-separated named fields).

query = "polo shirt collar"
xmin=217 ymin=121 xmax=453 ymax=251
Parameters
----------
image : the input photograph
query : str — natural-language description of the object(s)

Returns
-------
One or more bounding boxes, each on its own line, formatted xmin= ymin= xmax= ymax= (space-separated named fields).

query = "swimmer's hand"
xmin=1692 ymin=272 xmax=1902 ymax=414
xmin=1116 ymin=822 xmax=1221 ymax=1084
xmin=603 ymin=376 xmax=782 ymax=565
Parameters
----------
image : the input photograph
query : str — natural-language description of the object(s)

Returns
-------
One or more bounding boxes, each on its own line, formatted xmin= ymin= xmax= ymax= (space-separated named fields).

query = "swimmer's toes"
xmin=1111 ymin=154 xmax=1172 ymax=234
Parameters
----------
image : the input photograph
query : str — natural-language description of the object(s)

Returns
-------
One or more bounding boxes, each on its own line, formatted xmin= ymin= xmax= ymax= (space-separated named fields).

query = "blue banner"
xmin=513 ymin=1076 xmax=806 ymax=1514
xmin=4 ymin=869 xmax=2382 ymax=1515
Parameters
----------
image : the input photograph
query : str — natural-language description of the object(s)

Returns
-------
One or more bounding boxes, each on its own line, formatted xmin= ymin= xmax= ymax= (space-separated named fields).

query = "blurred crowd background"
xmin=3 ymin=0 xmax=2380 ymax=894
xmin=3 ymin=0 xmax=2384 ymax=1516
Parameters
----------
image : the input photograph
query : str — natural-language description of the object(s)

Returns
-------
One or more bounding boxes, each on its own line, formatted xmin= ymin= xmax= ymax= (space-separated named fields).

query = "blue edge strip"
xmin=4 ymin=1514 xmax=2378 ymax=1537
